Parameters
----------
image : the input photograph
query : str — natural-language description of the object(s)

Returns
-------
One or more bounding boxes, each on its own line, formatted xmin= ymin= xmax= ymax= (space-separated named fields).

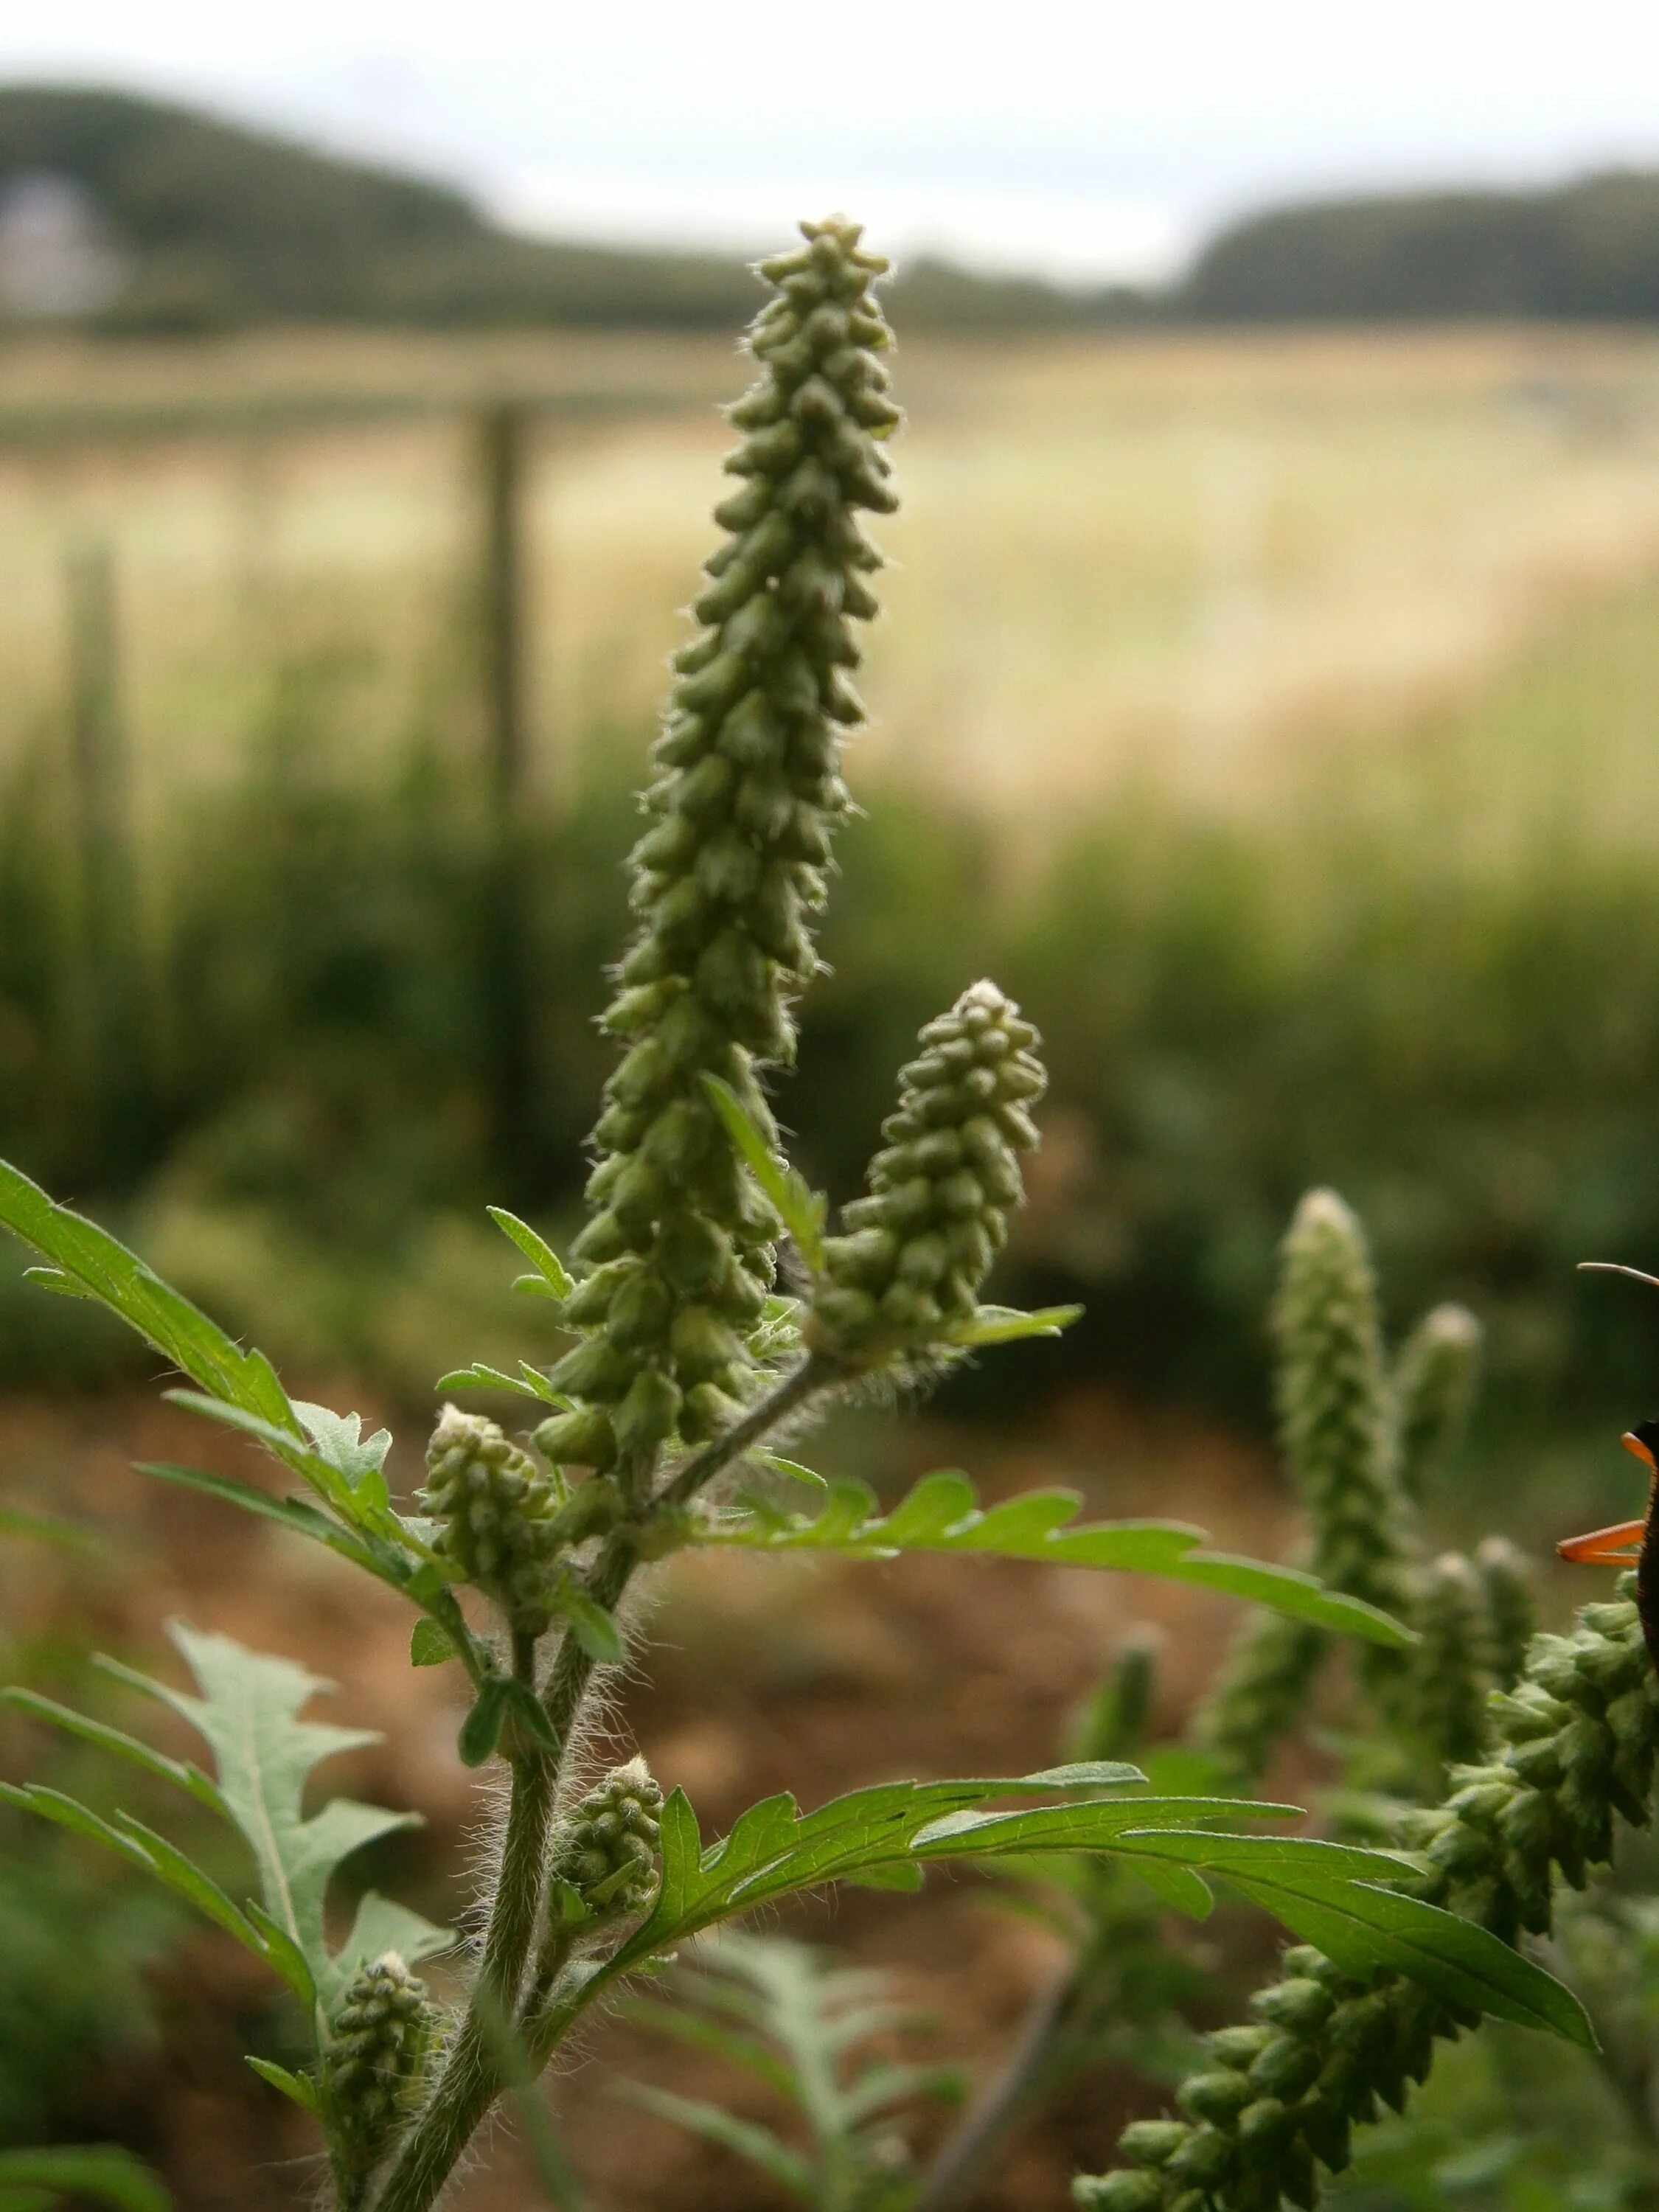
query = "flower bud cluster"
xmin=548 ymin=218 xmax=900 ymax=1473
xmin=1273 ymin=1191 xmax=1411 ymax=1622
xmin=324 ymin=1951 xmax=433 ymax=2170
xmin=1405 ymin=1551 xmax=1487 ymax=1771
xmin=1194 ymin=1615 xmax=1326 ymax=1784
xmin=1197 ymin=1193 xmax=1413 ymax=1780
xmin=551 ymin=1756 xmax=664 ymax=1919
xmin=1077 ymin=1579 xmax=1659 ymax=2211
xmin=1473 ymin=1534 xmax=1537 ymax=1691
xmin=807 ymin=980 xmax=1045 ymax=1363
xmin=422 ymin=1405 xmax=560 ymax=1634
xmin=1391 ymin=1303 xmax=1482 ymax=1506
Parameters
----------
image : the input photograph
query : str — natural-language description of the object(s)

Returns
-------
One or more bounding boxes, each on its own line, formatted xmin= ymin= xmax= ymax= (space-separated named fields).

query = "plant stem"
xmin=658 ymin=1354 xmax=834 ymax=1510
xmin=370 ymin=1739 xmax=557 ymax=2212
xmin=369 ymin=1360 xmax=834 ymax=2212
xmin=916 ymin=1959 xmax=1082 ymax=2212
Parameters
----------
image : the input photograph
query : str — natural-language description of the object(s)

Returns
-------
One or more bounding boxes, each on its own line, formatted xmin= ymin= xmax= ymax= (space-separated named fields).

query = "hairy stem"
xmin=658 ymin=1353 xmax=834 ymax=1509
xmin=369 ymin=1624 xmax=557 ymax=2212
xmin=370 ymin=1360 xmax=835 ymax=2212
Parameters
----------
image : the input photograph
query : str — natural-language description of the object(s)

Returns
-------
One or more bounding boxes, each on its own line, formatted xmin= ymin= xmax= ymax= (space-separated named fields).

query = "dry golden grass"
xmin=3 ymin=324 xmax=1659 ymax=828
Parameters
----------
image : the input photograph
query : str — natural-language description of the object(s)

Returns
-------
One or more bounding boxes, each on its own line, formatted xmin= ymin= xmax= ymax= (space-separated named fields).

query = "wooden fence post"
xmin=64 ymin=538 xmax=149 ymax=1182
xmin=478 ymin=400 xmax=536 ymax=1193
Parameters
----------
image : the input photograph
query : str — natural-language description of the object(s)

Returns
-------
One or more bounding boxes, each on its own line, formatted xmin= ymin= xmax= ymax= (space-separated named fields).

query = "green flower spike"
xmin=807 ymin=980 xmax=1046 ymax=1365
xmin=324 ymin=1952 xmax=434 ymax=2182
xmin=1392 ymin=1302 xmax=1482 ymax=1506
xmin=548 ymin=216 xmax=902 ymax=1475
xmin=1077 ymin=1576 xmax=1659 ymax=2212
xmin=1407 ymin=1551 xmax=1489 ymax=1772
xmin=551 ymin=1756 xmax=665 ymax=1920
xmin=422 ymin=1405 xmax=561 ymax=1634
xmin=1274 ymin=1189 xmax=1411 ymax=1621
xmin=1474 ymin=1534 xmax=1537 ymax=1691
xmin=1197 ymin=1191 xmax=1409 ymax=1779
xmin=1194 ymin=1613 xmax=1327 ymax=1786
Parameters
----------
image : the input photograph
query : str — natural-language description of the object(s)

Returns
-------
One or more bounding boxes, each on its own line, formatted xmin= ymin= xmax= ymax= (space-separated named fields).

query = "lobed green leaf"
xmin=436 ymin=1360 xmax=568 ymax=1406
xmin=0 ymin=1158 xmax=295 ymax=1431
xmin=693 ymin=1470 xmax=1414 ymax=1647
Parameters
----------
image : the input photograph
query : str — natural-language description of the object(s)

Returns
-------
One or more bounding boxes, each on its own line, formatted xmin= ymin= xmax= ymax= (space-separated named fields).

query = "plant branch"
xmin=916 ymin=1955 xmax=1082 ymax=2212
xmin=657 ymin=1354 xmax=835 ymax=1511
xmin=368 ymin=1624 xmax=556 ymax=2212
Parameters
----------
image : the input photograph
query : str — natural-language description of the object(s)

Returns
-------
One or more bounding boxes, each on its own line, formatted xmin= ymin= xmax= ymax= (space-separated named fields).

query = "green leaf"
xmin=0 ymin=1781 xmax=270 ymax=1960
xmin=246 ymin=2056 xmax=321 ymax=2114
xmin=754 ymin=1453 xmax=829 ymax=1492
xmin=612 ymin=2082 xmax=814 ymax=2201
xmin=410 ymin=1620 xmax=457 ymax=1668
xmin=437 ymin=1360 xmax=568 ymax=1407
xmin=133 ymin=1463 xmax=388 ymax=1582
xmin=291 ymin=1402 xmax=392 ymax=1498
xmin=487 ymin=1206 xmax=574 ymax=1299
xmin=943 ymin=1303 xmax=1084 ymax=1346
xmin=556 ymin=1586 xmax=627 ymax=1666
xmin=558 ymin=1772 xmax=1581 ymax=2053
xmin=1039 ymin=1824 xmax=1593 ymax=2051
xmin=0 ymin=2147 xmax=172 ymax=2212
xmin=0 ymin=1504 xmax=94 ymax=1550
xmin=0 ymin=1686 xmax=228 ymax=1817
xmin=161 ymin=1393 xmax=379 ymax=1531
xmin=701 ymin=1076 xmax=827 ymax=1272
xmin=133 ymin=1623 xmax=447 ymax=2008
xmin=334 ymin=1891 xmax=455 ymax=1988
xmin=843 ymin=1861 xmax=925 ymax=1893
xmin=459 ymin=1678 xmax=512 ymax=1767
xmin=500 ymin=1680 xmax=563 ymax=1757
xmin=1123 ymin=1858 xmax=1215 ymax=1918
xmin=612 ymin=1770 xmax=1176 ymax=1969
xmin=0 ymin=1158 xmax=296 ymax=1432
xmin=692 ymin=1470 xmax=1414 ymax=1648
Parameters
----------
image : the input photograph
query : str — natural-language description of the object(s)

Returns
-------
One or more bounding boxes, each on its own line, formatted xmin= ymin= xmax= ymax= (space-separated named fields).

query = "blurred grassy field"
xmin=4 ymin=324 xmax=1659 ymax=833
xmin=7 ymin=319 xmax=1659 ymax=1462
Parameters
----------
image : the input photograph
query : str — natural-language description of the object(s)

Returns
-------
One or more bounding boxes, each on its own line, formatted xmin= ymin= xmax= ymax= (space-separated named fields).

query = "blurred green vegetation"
xmin=6 ymin=575 xmax=1659 ymax=1472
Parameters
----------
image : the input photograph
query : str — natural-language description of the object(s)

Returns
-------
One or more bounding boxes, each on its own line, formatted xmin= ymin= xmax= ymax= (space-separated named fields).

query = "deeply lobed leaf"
xmin=694 ymin=1470 xmax=1414 ymax=1646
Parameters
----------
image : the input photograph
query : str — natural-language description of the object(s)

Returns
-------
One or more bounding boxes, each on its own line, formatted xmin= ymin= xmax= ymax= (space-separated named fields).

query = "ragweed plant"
xmin=0 ymin=229 xmax=1586 ymax=2212
xmin=1072 ymin=1199 xmax=1659 ymax=2212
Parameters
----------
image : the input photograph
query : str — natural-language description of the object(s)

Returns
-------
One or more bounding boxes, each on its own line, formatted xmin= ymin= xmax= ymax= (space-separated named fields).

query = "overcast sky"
xmin=5 ymin=1 xmax=1659 ymax=282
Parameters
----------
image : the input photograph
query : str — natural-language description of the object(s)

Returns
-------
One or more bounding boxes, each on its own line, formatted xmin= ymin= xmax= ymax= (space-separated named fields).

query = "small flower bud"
xmin=422 ymin=1405 xmax=560 ymax=1633
xmin=550 ymin=1756 xmax=664 ymax=1920
xmin=324 ymin=1952 xmax=433 ymax=2177
xmin=807 ymin=981 xmax=1045 ymax=1365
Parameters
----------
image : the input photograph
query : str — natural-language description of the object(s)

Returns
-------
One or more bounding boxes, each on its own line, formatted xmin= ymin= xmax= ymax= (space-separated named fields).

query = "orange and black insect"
xmin=1557 ymin=1417 xmax=1659 ymax=1674
xmin=1558 ymin=1262 xmax=1659 ymax=1674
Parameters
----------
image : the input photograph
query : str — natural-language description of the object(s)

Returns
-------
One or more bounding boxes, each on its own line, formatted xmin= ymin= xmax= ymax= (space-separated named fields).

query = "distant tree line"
xmin=0 ymin=86 xmax=1147 ymax=335
xmin=1183 ymin=173 xmax=1659 ymax=320
xmin=1 ymin=85 xmax=1658 ymax=333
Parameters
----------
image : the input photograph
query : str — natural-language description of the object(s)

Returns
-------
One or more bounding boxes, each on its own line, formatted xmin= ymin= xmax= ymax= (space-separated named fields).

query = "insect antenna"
xmin=1578 ymin=1262 xmax=1659 ymax=1291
